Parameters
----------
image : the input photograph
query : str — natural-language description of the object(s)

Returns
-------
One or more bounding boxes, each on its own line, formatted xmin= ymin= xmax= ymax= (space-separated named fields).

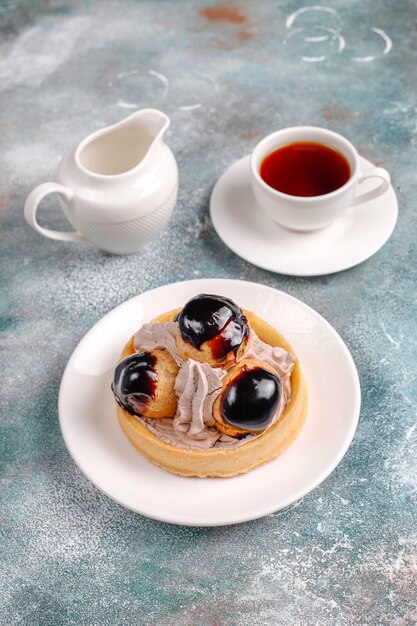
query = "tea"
xmin=260 ymin=141 xmax=351 ymax=197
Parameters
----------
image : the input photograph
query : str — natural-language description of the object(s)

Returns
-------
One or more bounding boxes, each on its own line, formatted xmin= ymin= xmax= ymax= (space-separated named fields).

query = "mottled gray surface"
xmin=1 ymin=0 xmax=417 ymax=624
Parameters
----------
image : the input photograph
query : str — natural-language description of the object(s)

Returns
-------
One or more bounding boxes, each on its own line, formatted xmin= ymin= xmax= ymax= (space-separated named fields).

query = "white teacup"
xmin=250 ymin=126 xmax=391 ymax=232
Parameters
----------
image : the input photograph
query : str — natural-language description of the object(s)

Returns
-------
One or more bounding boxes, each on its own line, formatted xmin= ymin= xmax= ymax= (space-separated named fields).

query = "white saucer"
xmin=59 ymin=279 xmax=361 ymax=526
xmin=210 ymin=155 xmax=397 ymax=276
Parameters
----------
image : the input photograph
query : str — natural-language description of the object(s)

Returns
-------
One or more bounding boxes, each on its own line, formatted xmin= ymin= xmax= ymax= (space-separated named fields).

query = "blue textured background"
xmin=1 ymin=1 xmax=416 ymax=624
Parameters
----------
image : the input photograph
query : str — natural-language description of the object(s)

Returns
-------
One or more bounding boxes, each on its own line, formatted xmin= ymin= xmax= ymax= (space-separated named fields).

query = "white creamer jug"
xmin=24 ymin=109 xmax=178 ymax=254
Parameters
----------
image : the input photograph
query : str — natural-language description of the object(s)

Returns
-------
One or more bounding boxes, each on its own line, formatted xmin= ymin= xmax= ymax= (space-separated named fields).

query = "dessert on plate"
xmin=112 ymin=293 xmax=308 ymax=477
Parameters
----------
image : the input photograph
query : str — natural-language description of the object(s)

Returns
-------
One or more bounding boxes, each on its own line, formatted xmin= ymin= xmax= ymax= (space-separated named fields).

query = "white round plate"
xmin=59 ymin=279 xmax=361 ymax=526
xmin=210 ymin=155 xmax=398 ymax=276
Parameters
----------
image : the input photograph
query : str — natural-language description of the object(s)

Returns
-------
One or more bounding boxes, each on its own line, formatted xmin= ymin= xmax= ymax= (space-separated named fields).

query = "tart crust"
xmin=115 ymin=309 xmax=308 ymax=478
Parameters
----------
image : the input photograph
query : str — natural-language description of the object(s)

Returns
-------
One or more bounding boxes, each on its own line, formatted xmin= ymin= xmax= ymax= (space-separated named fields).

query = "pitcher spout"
xmin=126 ymin=108 xmax=170 ymax=143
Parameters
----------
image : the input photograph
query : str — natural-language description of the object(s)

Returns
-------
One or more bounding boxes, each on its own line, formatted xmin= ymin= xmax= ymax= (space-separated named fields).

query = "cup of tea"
xmin=250 ymin=126 xmax=391 ymax=232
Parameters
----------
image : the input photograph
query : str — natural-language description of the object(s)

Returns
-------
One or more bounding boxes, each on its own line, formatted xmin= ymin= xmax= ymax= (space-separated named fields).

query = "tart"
xmin=112 ymin=295 xmax=308 ymax=478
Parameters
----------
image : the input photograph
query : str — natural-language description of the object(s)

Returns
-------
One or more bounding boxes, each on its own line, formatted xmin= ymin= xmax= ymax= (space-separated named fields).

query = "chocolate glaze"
xmin=111 ymin=352 xmax=157 ymax=416
xmin=221 ymin=366 xmax=281 ymax=433
xmin=178 ymin=294 xmax=248 ymax=360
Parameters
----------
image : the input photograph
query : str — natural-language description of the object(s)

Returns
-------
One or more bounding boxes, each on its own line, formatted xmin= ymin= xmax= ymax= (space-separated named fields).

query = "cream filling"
xmin=134 ymin=321 xmax=184 ymax=366
xmin=133 ymin=322 xmax=294 ymax=451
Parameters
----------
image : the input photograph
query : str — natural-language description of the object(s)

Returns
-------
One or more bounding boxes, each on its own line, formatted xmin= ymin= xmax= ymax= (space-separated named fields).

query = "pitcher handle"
xmin=350 ymin=167 xmax=391 ymax=207
xmin=24 ymin=182 xmax=86 ymax=242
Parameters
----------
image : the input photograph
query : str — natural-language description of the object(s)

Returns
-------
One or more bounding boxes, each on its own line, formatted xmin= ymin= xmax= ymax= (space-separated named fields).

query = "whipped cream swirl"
xmin=134 ymin=321 xmax=184 ymax=366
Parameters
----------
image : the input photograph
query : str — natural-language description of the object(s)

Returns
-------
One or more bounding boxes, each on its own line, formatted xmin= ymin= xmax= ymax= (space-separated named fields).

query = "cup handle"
xmin=24 ymin=182 xmax=86 ymax=242
xmin=350 ymin=167 xmax=391 ymax=207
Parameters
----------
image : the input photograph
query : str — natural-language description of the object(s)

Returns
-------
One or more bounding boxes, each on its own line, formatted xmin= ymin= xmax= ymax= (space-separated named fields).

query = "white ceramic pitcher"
xmin=24 ymin=109 xmax=178 ymax=254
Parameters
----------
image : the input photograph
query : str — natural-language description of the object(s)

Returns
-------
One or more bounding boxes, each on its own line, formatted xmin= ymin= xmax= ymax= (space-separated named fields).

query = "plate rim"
xmin=210 ymin=155 xmax=398 ymax=277
xmin=58 ymin=278 xmax=361 ymax=526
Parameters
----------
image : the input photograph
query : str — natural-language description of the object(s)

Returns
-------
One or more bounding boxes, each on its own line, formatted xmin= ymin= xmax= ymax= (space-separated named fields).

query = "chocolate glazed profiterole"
xmin=175 ymin=294 xmax=250 ymax=368
xmin=213 ymin=359 xmax=282 ymax=437
xmin=112 ymin=348 xmax=178 ymax=419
